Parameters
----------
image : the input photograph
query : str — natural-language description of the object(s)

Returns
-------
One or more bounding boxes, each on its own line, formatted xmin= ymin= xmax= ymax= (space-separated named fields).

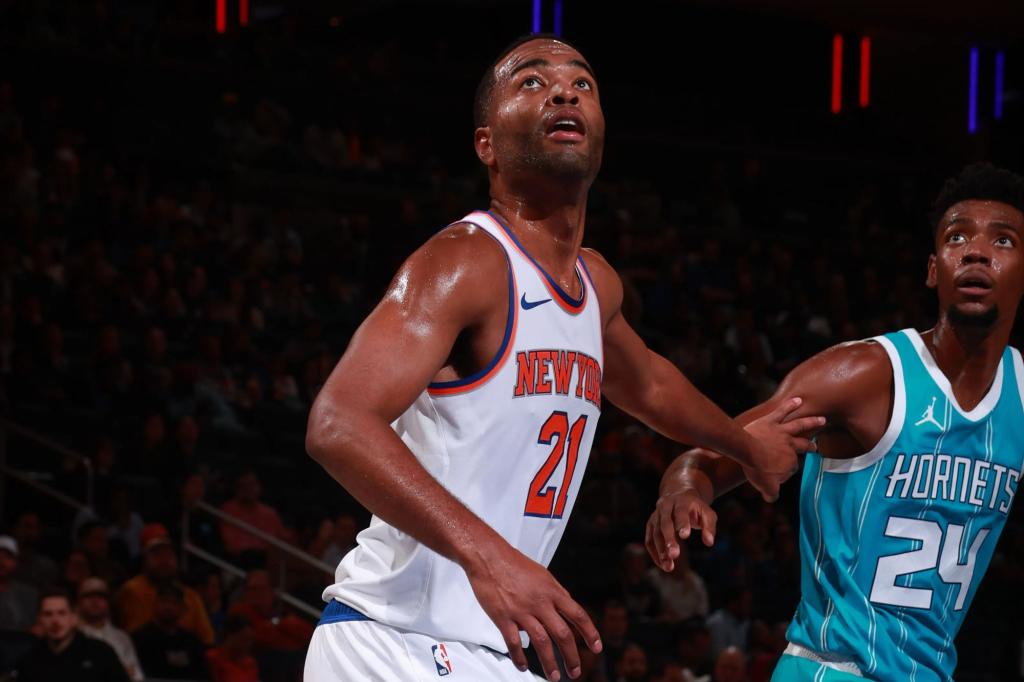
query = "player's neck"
xmin=489 ymin=194 xmax=586 ymax=274
xmin=924 ymin=317 xmax=1011 ymax=408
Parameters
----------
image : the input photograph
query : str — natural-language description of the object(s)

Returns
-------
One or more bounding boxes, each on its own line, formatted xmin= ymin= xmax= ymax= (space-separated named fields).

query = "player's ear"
xmin=474 ymin=126 xmax=495 ymax=168
xmin=926 ymin=253 xmax=937 ymax=289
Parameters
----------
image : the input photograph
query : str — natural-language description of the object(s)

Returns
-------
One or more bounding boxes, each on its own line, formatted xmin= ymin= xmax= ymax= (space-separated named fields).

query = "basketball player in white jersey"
xmin=303 ymin=34 xmax=821 ymax=682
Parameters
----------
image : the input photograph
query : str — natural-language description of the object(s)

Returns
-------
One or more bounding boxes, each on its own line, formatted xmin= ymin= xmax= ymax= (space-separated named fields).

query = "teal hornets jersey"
xmin=786 ymin=328 xmax=1024 ymax=681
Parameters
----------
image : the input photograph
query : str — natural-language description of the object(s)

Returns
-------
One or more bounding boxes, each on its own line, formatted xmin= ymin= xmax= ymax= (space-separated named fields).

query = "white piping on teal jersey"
xmin=821 ymin=335 xmax=907 ymax=473
xmin=905 ymin=329 xmax=1003 ymax=421
xmin=811 ymin=461 xmax=829 ymax=651
xmin=849 ymin=459 xmax=884 ymax=674
xmin=1012 ymin=349 xmax=1024 ymax=408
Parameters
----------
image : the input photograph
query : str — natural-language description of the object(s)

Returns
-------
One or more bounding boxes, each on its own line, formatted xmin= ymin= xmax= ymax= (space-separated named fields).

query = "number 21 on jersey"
xmin=524 ymin=412 xmax=588 ymax=519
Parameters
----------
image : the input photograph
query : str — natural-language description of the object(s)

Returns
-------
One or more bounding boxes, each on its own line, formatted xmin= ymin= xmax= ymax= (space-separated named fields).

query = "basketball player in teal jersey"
xmin=645 ymin=163 xmax=1024 ymax=681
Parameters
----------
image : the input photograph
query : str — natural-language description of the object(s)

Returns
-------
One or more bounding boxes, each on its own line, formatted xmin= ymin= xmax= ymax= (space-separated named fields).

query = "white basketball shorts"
xmin=304 ymin=601 xmax=545 ymax=682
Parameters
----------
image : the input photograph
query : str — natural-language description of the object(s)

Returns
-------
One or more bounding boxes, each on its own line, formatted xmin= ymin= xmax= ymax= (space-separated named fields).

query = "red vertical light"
xmin=239 ymin=0 xmax=249 ymax=27
xmin=831 ymin=34 xmax=843 ymax=114
xmin=859 ymin=37 xmax=871 ymax=108
xmin=216 ymin=0 xmax=227 ymax=33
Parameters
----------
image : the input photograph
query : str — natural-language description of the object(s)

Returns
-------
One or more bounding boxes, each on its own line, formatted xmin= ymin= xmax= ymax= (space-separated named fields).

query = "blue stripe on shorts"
xmin=317 ymin=599 xmax=371 ymax=626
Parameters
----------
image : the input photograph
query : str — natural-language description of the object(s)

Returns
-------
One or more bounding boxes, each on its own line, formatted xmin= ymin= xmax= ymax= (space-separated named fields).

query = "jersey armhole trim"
xmin=821 ymin=335 xmax=905 ymax=474
xmin=427 ymin=230 xmax=518 ymax=396
xmin=1011 ymin=347 xmax=1024 ymax=418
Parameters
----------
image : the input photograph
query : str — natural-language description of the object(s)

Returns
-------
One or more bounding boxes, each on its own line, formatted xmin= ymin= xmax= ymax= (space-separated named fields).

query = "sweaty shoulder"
xmin=385 ymin=222 xmax=508 ymax=318
xmin=778 ymin=337 xmax=892 ymax=401
xmin=779 ymin=338 xmax=893 ymax=416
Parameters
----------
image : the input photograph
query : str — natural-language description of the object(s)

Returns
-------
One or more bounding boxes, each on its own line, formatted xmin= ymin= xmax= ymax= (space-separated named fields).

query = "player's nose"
xmin=548 ymin=79 xmax=579 ymax=106
xmin=962 ymin=238 xmax=992 ymax=264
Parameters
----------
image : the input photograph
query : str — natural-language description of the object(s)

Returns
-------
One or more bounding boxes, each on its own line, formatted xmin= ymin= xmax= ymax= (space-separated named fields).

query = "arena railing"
xmin=181 ymin=500 xmax=334 ymax=620
xmin=0 ymin=417 xmax=94 ymax=511
xmin=0 ymin=418 xmax=328 ymax=621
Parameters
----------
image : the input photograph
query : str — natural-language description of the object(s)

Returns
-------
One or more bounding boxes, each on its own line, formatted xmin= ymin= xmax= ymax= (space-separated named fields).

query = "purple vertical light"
xmin=532 ymin=0 xmax=542 ymax=33
xmin=968 ymin=47 xmax=979 ymax=134
xmin=554 ymin=0 xmax=563 ymax=36
xmin=995 ymin=51 xmax=1005 ymax=120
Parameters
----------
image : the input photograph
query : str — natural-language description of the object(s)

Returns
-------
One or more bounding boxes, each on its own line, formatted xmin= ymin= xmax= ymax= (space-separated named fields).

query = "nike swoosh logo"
xmin=520 ymin=293 xmax=552 ymax=310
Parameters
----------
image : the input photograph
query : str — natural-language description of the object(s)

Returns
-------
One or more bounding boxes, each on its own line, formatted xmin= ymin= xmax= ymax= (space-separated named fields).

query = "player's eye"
xmin=574 ymin=78 xmax=592 ymax=91
xmin=995 ymin=235 xmax=1015 ymax=247
xmin=947 ymin=232 xmax=966 ymax=244
xmin=522 ymin=76 xmax=542 ymax=88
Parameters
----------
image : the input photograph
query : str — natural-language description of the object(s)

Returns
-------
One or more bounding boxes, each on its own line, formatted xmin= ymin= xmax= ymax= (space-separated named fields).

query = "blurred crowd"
xmin=1 ymin=3 xmax=1023 ymax=682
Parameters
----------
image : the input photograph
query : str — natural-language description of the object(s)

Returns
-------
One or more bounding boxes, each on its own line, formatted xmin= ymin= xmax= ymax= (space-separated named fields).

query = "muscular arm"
xmin=306 ymin=224 xmax=505 ymax=572
xmin=306 ymin=225 xmax=599 ymax=678
xmin=583 ymin=250 xmax=816 ymax=496
xmin=647 ymin=340 xmax=892 ymax=569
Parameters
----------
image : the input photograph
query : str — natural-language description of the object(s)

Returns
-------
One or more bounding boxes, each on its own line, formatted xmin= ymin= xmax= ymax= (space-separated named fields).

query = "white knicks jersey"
xmin=323 ymin=210 xmax=604 ymax=652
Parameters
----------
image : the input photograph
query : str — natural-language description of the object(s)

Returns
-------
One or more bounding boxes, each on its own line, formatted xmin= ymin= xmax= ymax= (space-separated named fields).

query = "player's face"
xmin=928 ymin=200 xmax=1024 ymax=327
xmin=483 ymin=39 xmax=604 ymax=182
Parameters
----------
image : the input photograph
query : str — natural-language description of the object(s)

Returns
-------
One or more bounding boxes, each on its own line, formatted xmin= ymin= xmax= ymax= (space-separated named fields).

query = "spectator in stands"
xmin=310 ymin=511 xmax=358 ymax=567
xmin=10 ymin=511 xmax=58 ymax=591
xmin=673 ymin=618 xmax=712 ymax=680
xmin=614 ymin=642 xmax=649 ymax=682
xmin=0 ymin=535 xmax=38 ymax=632
xmin=219 ymin=470 xmax=288 ymax=565
xmin=649 ymin=659 xmax=693 ymax=682
xmin=228 ymin=569 xmax=312 ymax=652
xmin=200 ymin=570 xmax=228 ymax=637
xmin=712 ymin=646 xmax=746 ymax=682
xmin=615 ymin=543 xmax=661 ymax=622
xmin=76 ymin=577 xmax=144 ymax=681
xmin=132 ymin=583 xmax=210 ymax=681
xmin=16 ymin=589 xmax=129 ymax=682
xmin=105 ymin=486 xmax=144 ymax=562
xmin=206 ymin=613 xmax=260 ymax=682
xmin=61 ymin=548 xmax=92 ymax=595
xmin=76 ymin=521 xmax=126 ymax=587
xmin=598 ymin=600 xmax=632 ymax=682
xmin=116 ymin=523 xmax=214 ymax=644
xmin=706 ymin=587 xmax=752 ymax=658
xmin=648 ymin=542 xmax=708 ymax=623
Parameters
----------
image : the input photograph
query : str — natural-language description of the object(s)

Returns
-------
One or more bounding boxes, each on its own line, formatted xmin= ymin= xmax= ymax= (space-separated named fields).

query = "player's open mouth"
xmin=546 ymin=111 xmax=586 ymax=142
xmin=955 ymin=270 xmax=994 ymax=297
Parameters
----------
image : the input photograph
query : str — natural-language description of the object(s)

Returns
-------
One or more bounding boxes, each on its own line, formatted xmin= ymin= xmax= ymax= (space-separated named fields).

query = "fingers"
xmin=790 ymin=436 xmax=817 ymax=453
xmin=498 ymin=621 xmax=529 ymax=673
xmin=768 ymin=396 xmax=803 ymax=422
xmin=521 ymin=615 xmax=561 ymax=681
xmin=645 ymin=513 xmax=674 ymax=572
xmin=781 ymin=415 xmax=826 ymax=435
xmin=539 ymin=608 xmax=580 ymax=681
xmin=557 ymin=594 xmax=602 ymax=657
xmin=699 ymin=505 xmax=718 ymax=547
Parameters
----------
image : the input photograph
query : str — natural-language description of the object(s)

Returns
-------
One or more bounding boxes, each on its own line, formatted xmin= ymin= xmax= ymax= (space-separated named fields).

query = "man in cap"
xmin=115 ymin=523 xmax=214 ymax=644
xmin=132 ymin=583 xmax=211 ymax=681
xmin=78 ymin=576 xmax=144 ymax=681
xmin=0 ymin=535 xmax=38 ymax=632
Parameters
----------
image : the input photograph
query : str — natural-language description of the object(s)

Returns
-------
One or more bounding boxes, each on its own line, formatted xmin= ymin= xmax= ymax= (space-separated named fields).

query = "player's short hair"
xmin=473 ymin=33 xmax=586 ymax=129
xmin=929 ymin=162 xmax=1024 ymax=233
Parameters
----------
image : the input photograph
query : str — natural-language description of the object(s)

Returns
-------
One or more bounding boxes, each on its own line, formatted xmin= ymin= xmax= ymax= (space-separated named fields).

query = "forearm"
xmin=306 ymin=403 xmax=508 ymax=573
xmin=630 ymin=352 xmax=758 ymax=465
xmin=660 ymin=448 xmax=746 ymax=503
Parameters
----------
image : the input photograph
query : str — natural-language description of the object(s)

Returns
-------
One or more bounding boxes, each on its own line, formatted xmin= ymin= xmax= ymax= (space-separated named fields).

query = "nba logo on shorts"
xmin=432 ymin=643 xmax=452 ymax=676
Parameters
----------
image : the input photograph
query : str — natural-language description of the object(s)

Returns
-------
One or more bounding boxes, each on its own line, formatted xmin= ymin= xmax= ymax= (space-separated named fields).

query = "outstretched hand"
xmin=743 ymin=397 xmax=824 ymax=502
xmin=465 ymin=542 xmax=602 ymax=682
xmin=645 ymin=487 xmax=718 ymax=572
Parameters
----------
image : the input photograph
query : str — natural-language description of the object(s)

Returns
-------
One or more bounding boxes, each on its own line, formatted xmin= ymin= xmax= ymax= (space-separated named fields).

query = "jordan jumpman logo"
xmin=914 ymin=396 xmax=944 ymax=429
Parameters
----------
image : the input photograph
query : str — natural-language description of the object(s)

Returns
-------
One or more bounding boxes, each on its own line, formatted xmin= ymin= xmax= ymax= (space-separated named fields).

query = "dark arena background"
xmin=1 ymin=1 xmax=1024 ymax=681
